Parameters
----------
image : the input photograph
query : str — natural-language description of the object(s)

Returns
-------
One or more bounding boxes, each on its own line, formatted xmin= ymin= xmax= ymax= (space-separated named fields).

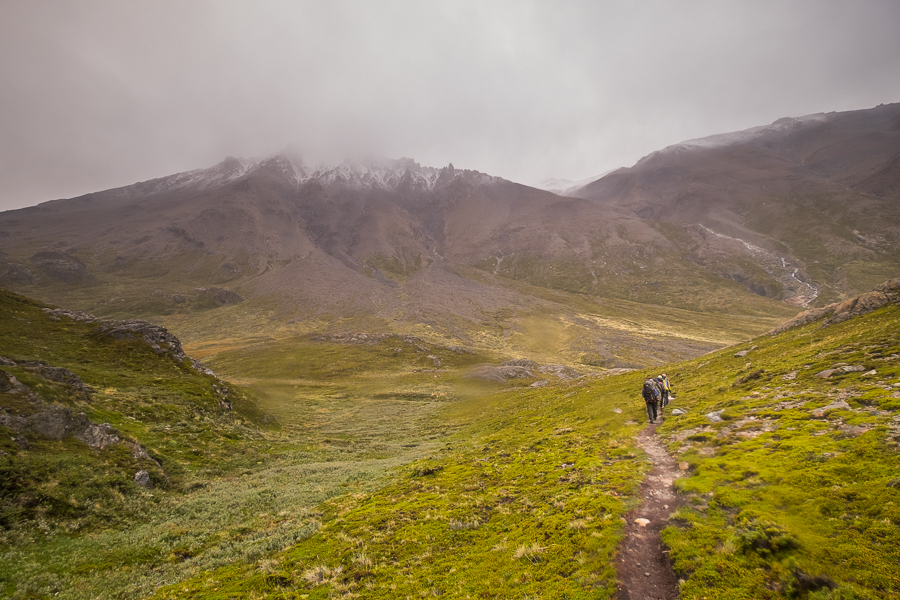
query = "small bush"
xmin=728 ymin=518 xmax=798 ymax=557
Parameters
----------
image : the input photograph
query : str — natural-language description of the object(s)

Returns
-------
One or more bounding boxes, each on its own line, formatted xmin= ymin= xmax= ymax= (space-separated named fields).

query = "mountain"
xmin=2 ymin=103 xmax=899 ymax=367
xmin=534 ymin=171 xmax=609 ymax=196
xmin=0 ymin=153 xmax=796 ymax=368
xmin=571 ymin=102 xmax=900 ymax=305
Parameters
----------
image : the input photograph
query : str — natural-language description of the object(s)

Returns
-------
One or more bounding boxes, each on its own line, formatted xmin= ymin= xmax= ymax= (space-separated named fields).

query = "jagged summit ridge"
xmin=127 ymin=155 xmax=499 ymax=198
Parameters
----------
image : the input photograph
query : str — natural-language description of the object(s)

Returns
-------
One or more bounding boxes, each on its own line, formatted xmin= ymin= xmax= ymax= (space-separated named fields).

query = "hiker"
xmin=653 ymin=376 xmax=666 ymax=417
xmin=658 ymin=373 xmax=671 ymax=408
xmin=642 ymin=378 xmax=660 ymax=423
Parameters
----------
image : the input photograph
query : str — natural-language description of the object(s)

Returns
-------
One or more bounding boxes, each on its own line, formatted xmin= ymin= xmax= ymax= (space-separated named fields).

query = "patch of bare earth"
xmin=616 ymin=416 xmax=685 ymax=600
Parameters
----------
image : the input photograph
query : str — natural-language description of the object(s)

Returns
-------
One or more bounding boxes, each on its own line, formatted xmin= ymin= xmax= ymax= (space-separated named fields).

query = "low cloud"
xmin=2 ymin=0 xmax=899 ymax=209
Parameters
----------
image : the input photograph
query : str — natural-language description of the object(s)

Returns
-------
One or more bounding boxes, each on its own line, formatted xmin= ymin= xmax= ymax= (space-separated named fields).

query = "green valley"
xmin=3 ymin=279 xmax=900 ymax=598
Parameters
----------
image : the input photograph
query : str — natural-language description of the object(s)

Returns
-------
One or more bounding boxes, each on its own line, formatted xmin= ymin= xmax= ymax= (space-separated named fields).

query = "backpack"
xmin=642 ymin=379 xmax=659 ymax=402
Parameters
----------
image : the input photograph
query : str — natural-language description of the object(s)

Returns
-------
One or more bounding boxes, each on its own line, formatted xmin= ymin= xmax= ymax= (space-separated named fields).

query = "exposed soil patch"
xmin=616 ymin=416 xmax=685 ymax=600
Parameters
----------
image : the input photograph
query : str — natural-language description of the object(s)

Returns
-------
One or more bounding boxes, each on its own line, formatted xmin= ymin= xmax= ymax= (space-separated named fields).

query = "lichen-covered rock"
xmin=134 ymin=470 xmax=152 ymax=488
xmin=42 ymin=307 xmax=219 ymax=377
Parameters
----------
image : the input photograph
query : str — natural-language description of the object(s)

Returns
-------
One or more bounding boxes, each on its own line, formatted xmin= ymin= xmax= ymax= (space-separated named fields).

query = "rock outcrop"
xmin=42 ymin=308 xmax=216 ymax=376
xmin=0 ymin=366 xmax=154 ymax=454
xmin=771 ymin=278 xmax=900 ymax=334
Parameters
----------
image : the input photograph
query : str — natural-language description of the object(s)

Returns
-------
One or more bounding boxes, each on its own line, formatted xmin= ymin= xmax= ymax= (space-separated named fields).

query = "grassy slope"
xmin=152 ymin=373 xmax=658 ymax=600
xmin=656 ymin=305 xmax=900 ymax=599
xmin=153 ymin=302 xmax=900 ymax=600
xmin=10 ymin=282 xmax=896 ymax=599
xmin=0 ymin=288 xmax=271 ymax=599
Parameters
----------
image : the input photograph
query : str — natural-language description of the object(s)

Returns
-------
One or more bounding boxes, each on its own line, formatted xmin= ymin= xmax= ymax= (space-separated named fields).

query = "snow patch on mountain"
xmin=126 ymin=156 xmax=498 ymax=198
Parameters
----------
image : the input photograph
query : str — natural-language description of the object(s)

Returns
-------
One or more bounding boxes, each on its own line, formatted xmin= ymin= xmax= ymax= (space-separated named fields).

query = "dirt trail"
xmin=615 ymin=416 xmax=685 ymax=600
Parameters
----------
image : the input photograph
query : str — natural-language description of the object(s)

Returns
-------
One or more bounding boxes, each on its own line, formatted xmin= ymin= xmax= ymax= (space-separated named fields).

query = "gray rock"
xmin=27 ymin=406 xmax=80 ymax=440
xmin=20 ymin=362 xmax=92 ymax=393
xmin=734 ymin=350 xmax=749 ymax=358
xmin=201 ymin=286 xmax=243 ymax=305
xmin=705 ymin=410 xmax=725 ymax=423
xmin=537 ymin=364 xmax=582 ymax=380
xmin=20 ymin=406 xmax=121 ymax=450
xmin=816 ymin=365 xmax=866 ymax=378
xmin=74 ymin=422 xmax=120 ymax=450
xmin=466 ymin=365 xmax=534 ymax=382
xmin=134 ymin=470 xmax=152 ymax=488
xmin=671 ymin=408 xmax=688 ymax=416
xmin=0 ymin=413 xmax=27 ymax=432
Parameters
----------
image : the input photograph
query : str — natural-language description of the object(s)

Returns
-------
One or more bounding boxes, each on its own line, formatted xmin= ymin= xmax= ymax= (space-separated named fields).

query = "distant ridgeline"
xmin=0 ymin=288 xmax=267 ymax=532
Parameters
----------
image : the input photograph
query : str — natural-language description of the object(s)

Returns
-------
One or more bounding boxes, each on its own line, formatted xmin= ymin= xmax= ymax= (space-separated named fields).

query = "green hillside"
xmin=3 ymin=284 xmax=900 ymax=599
xmin=153 ymin=291 xmax=900 ymax=599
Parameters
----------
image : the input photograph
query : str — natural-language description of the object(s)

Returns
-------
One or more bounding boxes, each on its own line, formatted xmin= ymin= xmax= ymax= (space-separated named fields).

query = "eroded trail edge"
xmin=615 ymin=421 xmax=685 ymax=600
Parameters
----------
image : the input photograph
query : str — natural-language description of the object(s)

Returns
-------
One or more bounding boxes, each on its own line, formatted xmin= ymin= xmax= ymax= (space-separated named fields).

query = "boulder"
xmin=705 ymin=410 xmax=724 ymax=423
xmin=134 ymin=470 xmax=152 ymax=488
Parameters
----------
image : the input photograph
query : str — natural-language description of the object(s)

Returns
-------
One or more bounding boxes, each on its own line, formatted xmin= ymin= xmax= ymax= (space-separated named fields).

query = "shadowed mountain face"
xmin=573 ymin=102 xmax=900 ymax=304
xmin=1 ymin=104 xmax=898 ymax=361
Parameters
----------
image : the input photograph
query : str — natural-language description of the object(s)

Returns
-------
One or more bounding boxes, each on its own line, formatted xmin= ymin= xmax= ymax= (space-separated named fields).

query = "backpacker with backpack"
xmin=641 ymin=378 xmax=660 ymax=423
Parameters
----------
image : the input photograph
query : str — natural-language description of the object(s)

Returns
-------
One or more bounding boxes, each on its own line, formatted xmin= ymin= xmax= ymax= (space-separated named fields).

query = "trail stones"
xmin=678 ymin=462 xmax=690 ymax=471
xmin=134 ymin=470 xmax=152 ymax=488
xmin=634 ymin=518 xmax=650 ymax=527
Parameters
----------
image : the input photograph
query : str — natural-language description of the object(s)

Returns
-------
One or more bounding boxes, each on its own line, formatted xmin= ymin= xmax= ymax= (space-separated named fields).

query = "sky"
xmin=1 ymin=1 xmax=900 ymax=211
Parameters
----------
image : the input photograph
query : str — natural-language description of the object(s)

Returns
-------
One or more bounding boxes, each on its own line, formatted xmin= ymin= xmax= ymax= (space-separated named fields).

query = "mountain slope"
xmin=0 ymin=152 xmax=799 ymax=367
xmin=3 ymin=103 xmax=898 ymax=366
xmin=574 ymin=102 xmax=900 ymax=305
xmin=656 ymin=279 xmax=900 ymax=598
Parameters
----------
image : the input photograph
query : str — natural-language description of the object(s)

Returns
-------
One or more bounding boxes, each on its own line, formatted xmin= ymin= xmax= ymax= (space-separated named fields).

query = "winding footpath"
xmin=615 ymin=417 xmax=685 ymax=600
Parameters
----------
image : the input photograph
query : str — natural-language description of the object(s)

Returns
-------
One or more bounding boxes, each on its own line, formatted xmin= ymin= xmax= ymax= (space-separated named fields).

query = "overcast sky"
xmin=1 ymin=0 xmax=899 ymax=211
